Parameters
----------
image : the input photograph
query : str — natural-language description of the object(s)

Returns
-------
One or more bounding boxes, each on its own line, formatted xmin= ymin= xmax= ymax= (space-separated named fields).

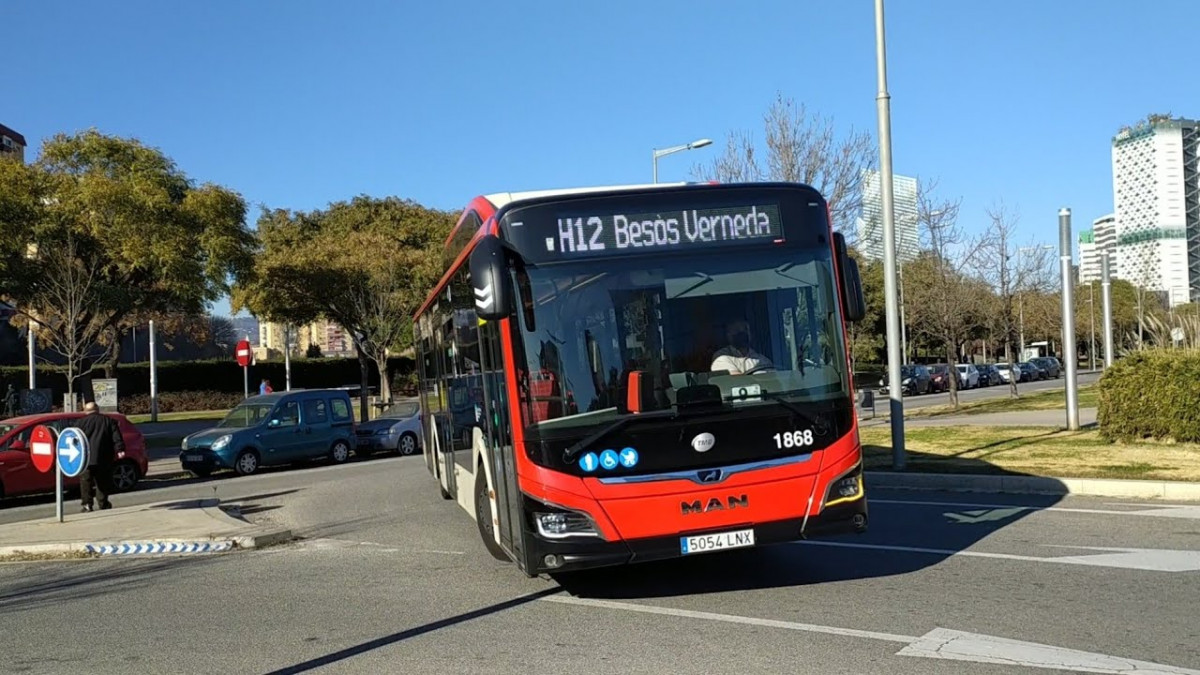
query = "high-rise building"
xmin=0 ymin=123 xmax=26 ymax=163
xmin=855 ymin=169 xmax=919 ymax=263
xmin=1111 ymin=117 xmax=1200 ymax=306
xmin=1078 ymin=213 xmax=1117 ymax=283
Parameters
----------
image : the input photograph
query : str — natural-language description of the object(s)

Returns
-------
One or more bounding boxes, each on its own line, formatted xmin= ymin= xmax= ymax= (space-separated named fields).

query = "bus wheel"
xmin=475 ymin=468 xmax=509 ymax=561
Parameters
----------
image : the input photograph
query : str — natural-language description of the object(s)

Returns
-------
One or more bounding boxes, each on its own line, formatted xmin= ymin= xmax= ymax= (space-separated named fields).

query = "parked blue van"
xmin=180 ymin=389 xmax=357 ymax=477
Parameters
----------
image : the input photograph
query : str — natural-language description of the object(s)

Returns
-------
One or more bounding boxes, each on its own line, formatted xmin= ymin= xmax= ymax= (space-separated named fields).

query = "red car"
xmin=0 ymin=412 xmax=149 ymax=500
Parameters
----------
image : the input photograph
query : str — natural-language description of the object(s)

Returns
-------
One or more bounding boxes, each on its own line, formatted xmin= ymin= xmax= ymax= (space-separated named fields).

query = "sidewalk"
xmin=0 ymin=498 xmax=293 ymax=559
xmin=860 ymin=407 xmax=1098 ymax=428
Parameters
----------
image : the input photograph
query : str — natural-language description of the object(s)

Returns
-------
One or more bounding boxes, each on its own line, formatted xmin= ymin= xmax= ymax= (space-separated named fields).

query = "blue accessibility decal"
xmin=579 ymin=452 xmax=599 ymax=472
xmin=599 ymin=449 xmax=619 ymax=470
xmin=618 ymin=447 xmax=639 ymax=468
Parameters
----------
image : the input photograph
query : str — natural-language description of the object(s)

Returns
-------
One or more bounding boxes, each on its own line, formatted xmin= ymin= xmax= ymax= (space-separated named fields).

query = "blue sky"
xmin=6 ymin=0 xmax=1196 ymax=316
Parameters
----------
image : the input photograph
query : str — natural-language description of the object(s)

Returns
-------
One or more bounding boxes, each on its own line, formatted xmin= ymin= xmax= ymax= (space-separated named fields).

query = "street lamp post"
xmin=1089 ymin=282 xmax=1096 ymax=371
xmin=652 ymin=138 xmax=713 ymax=183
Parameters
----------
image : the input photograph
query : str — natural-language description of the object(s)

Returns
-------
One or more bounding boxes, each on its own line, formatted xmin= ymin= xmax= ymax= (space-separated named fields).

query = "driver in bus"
xmin=711 ymin=319 xmax=773 ymax=375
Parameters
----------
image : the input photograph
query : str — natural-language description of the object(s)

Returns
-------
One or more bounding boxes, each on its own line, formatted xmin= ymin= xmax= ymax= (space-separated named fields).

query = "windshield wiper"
xmin=749 ymin=391 xmax=822 ymax=430
xmin=561 ymin=409 xmax=677 ymax=464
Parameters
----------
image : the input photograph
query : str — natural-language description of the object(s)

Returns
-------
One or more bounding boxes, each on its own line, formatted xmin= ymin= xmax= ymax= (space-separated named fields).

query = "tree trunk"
xmin=373 ymin=349 xmax=392 ymax=406
xmin=945 ymin=342 xmax=959 ymax=409
xmin=1007 ymin=337 xmax=1020 ymax=399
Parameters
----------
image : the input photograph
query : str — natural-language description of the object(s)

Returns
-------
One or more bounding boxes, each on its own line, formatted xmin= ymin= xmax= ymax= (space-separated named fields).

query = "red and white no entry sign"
xmin=30 ymin=424 xmax=55 ymax=473
xmin=235 ymin=339 xmax=252 ymax=367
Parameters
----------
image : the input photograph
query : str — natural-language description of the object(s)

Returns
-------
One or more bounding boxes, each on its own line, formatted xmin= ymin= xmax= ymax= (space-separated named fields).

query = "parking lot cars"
xmin=180 ymin=389 xmax=356 ymax=477
xmin=0 ymin=412 xmax=149 ymax=499
xmin=354 ymin=401 xmax=423 ymax=456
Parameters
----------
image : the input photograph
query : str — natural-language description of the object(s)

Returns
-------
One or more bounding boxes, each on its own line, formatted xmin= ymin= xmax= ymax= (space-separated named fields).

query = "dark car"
xmin=1019 ymin=362 xmax=1047 ymax=380
xmin=977 ymin=364 xmax=1002 ymax=387
xmin=1030 ymin=356 xmax=1062 ymax=379
xmin=878 ymin=364 xmax=932 ymax=397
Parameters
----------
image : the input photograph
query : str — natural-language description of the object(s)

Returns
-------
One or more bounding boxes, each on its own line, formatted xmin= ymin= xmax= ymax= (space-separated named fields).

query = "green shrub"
xmin=1098 ymin=349 xmax=1200 ymax=442
xmin=118 ymin=391 xmax=245 ymax=415
xmin=0 ymin=356 xmax=415 ymax=400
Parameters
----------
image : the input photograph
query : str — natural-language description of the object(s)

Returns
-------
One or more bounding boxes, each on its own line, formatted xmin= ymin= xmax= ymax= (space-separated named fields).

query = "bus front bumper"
xmin=528 ymin=496 xmax=867 ymax=575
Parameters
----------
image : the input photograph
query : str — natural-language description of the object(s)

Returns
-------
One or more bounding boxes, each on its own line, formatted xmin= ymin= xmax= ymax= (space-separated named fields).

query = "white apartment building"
xmin=1111 ymin=118 xmax=1200 ymax=306
xmin=855 ymin=169 xmax=919 ymax=263
xmin=1078 ymin=213 xmax=1116 ymax=283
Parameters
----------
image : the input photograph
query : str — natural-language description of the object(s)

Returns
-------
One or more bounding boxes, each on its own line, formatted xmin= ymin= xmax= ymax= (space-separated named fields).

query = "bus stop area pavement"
xmin=0 ymin=498 xmax=293 ymax=560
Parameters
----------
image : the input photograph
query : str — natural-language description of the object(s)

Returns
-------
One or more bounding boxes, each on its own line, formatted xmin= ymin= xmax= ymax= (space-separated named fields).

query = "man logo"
xmin=681 ymin=495 xmax=748 ymax=515
xmin=691 ymin=432 xmax=716 ymax=453
xmin=696 ymin=469 xmax=723 ymax=483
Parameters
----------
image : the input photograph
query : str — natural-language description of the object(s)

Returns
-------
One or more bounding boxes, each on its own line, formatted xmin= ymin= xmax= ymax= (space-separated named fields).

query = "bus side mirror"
xmin=469 ymin=235 xmax=514 ymax=321
xmin=840 ymin=255 xmax=866 ymax=322
xmin=832 ymin=232 xmax=866 ymax=322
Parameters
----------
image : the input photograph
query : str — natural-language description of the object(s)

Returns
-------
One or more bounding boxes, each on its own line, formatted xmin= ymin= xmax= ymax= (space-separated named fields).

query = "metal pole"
xmin=652 ymin=152 xmax=658 ymax=184
xmin=875 ymin=0 xmax=905 ymax=470
xmin=1089 ymin=283 xmax=1096 ymax=371
xmin=898 ymin=263 xmax=907 ymax=362
xmin=243 ymin=364 xmax=249 ymax=399
xmin=284 ymin=324 xmax=292 ymax=391
xmin=28 ymin=319 xmax=36 ymax=389
xmin=1101 ymin=251 xmax=1115 ymax=368
xmin=55 ymin=461 xmax=63 ymax=523
xmin=149 ymin=320 xmax=159 ymax=422
xmin=1059 ymin=208 xmax=1080 ymax=430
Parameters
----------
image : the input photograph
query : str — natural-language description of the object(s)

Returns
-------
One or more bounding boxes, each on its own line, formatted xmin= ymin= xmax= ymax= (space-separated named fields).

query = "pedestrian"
xmin=3 ymin=384 xmax=18 ymax=418
xmin=75 ymin=401 xmax=125 ymax=512
xmin=259 ymin=379 xmax=273 ymax=395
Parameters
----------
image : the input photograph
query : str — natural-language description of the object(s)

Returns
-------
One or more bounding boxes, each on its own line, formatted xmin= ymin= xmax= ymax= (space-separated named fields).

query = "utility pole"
xmin=1059 ymin=208 xmax=1080 ymax=431
xmin=27 ymin=320 xmax=36 ymax=389
xmin=1101 ymin=251 xmax=1115 ymax=368
xmin=1089 ymin=282 xmax=1096 ymax=371
xmin=149 ymin=320 xmax=159 ymax=422
xmin=874 ymin=0 xmax=905 ymax=470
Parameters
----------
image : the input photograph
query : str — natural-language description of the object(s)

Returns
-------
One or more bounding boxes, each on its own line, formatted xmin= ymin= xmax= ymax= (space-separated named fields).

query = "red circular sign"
xmin=30 ymin=425 xmax=56 ymax=473
xmin=235 ymin=339 xmax=252 ymax=367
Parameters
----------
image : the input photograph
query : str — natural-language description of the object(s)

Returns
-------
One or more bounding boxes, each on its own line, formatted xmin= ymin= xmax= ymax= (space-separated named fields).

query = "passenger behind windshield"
xmin=711 ymin=319 xmax=774 ymax=375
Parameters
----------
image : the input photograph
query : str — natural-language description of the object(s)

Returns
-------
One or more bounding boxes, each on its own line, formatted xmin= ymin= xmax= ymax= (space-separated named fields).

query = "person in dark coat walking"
xmin=75 ymin=402 xmax=125 ymax=512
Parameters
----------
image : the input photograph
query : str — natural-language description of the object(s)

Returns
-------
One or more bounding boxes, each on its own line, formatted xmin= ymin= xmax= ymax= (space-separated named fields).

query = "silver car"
xmin=354 ymin=401 xmax=423 ymax=457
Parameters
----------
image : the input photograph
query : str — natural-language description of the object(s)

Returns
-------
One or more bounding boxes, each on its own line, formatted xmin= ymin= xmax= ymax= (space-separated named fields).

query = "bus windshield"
xmin=512 ymin=247 xmax=848 ymax=434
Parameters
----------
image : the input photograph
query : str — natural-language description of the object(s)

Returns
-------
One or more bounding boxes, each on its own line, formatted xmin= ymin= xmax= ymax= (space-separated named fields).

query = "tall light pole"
xmin=1101 ymin=250 xmax=1115 ymax=368
xmin=1088 ymin=282 xmax=1096 ymax=371
xmin=1059 ymin=208 xmax=1080 ymax=431
xmin=874 ymin=0 xmax=905 ymax=470
xmin=652 ymin=138 xmax=712 ymax=183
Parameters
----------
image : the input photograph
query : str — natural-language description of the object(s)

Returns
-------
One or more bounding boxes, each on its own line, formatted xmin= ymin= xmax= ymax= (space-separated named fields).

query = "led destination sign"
xmin=540 ymin=203 xmax=784 ymax=259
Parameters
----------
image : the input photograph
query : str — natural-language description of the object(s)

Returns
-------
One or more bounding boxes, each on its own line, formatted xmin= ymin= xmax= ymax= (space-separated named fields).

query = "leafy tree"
xmin=0 ymin=130 xmax=255 ymax=395
xmin=846 ymin=248 xmax=884 ymax=365
xmin=306 ymin=342 xmax=323 ymax=359
xmin=233 ymin=195 xmax=454 ymax=418
xmin=691 ymin=93 xmax=876 ymax=235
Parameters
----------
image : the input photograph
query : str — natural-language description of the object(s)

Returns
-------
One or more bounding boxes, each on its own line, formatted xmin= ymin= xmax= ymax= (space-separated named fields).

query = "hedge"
xmin=0 ymin=356 xmax=416 ymax=401
xmin=1097 ymin=349 xmax=1200 ymax=442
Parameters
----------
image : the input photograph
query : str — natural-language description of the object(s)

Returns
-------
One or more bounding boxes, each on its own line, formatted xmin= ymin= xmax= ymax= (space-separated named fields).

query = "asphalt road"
xmin=2 ymin=456 xmax=1198 ymax=674
xmin=867 ymin=370 xmax=1101 ymax=412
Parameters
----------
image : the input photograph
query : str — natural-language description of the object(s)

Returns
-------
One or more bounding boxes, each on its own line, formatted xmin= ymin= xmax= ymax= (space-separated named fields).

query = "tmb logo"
xmin=681 ymin=495 xmax=748 ymax=515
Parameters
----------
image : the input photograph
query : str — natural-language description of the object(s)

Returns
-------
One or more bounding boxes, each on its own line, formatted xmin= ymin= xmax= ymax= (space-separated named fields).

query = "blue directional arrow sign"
xmin=599 ymin=449 xmax=619 ymax=470
xmin=579 ymin=452 xmax=599 ymax=472
xmin=618 ymin=447 xmax=639 ymax=468
xmin=56 ymin=427 xmax=89 ymax=478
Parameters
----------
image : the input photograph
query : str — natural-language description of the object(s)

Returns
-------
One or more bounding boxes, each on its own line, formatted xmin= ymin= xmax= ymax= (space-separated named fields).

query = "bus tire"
xmin=475 ymin=468 xmax=509 ymax=562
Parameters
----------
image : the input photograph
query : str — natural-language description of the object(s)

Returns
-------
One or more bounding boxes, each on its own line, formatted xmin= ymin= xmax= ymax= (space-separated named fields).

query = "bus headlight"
xmin=533 ymin=509 xmax=601 ymax=539
xmin=824 ymin=466 xmax=864 ymax=507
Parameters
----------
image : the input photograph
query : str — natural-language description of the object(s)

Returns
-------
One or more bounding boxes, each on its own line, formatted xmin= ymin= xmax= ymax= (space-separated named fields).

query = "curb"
xmin=866 ymin=471 xmax=1200 ymax=501
xmin=0 ymin=528 xmax=293 ymax=559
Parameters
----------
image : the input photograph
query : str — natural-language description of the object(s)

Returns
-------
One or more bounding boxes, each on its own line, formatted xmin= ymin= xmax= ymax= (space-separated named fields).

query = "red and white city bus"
xmin=413 ymin=181 xmax=868 ymax=576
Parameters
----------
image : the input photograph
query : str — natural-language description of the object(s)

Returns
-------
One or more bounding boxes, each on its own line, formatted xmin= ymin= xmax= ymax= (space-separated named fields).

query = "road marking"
xmin=796 ymin=541 xmax=1200 ymax=572
xmin=944 ymin=507 xmax=1026 ymax=524
xmin=875 ymin=498 xmax=1200 ymax=520
xmin=545 ymin=596 xmax=1200 ymax=673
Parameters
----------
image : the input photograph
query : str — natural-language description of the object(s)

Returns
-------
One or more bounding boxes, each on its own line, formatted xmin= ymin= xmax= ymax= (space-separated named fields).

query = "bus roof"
xmin=480 ymin=181 xmax=694 ymax=211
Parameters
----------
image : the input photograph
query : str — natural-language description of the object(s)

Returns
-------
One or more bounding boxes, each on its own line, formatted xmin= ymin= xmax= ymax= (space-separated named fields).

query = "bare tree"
xmin=902 ymin=180 xmax=990 ymax=409
xmin=692 ymin=94 xmax=876 ymax=235
xmin=351 ymin=252 xmax=420 ymax=405
xmin=17 ymin=234 xmax=113 ymax=407
xmin=978 ymin=204 xmax=1055 ymax=397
